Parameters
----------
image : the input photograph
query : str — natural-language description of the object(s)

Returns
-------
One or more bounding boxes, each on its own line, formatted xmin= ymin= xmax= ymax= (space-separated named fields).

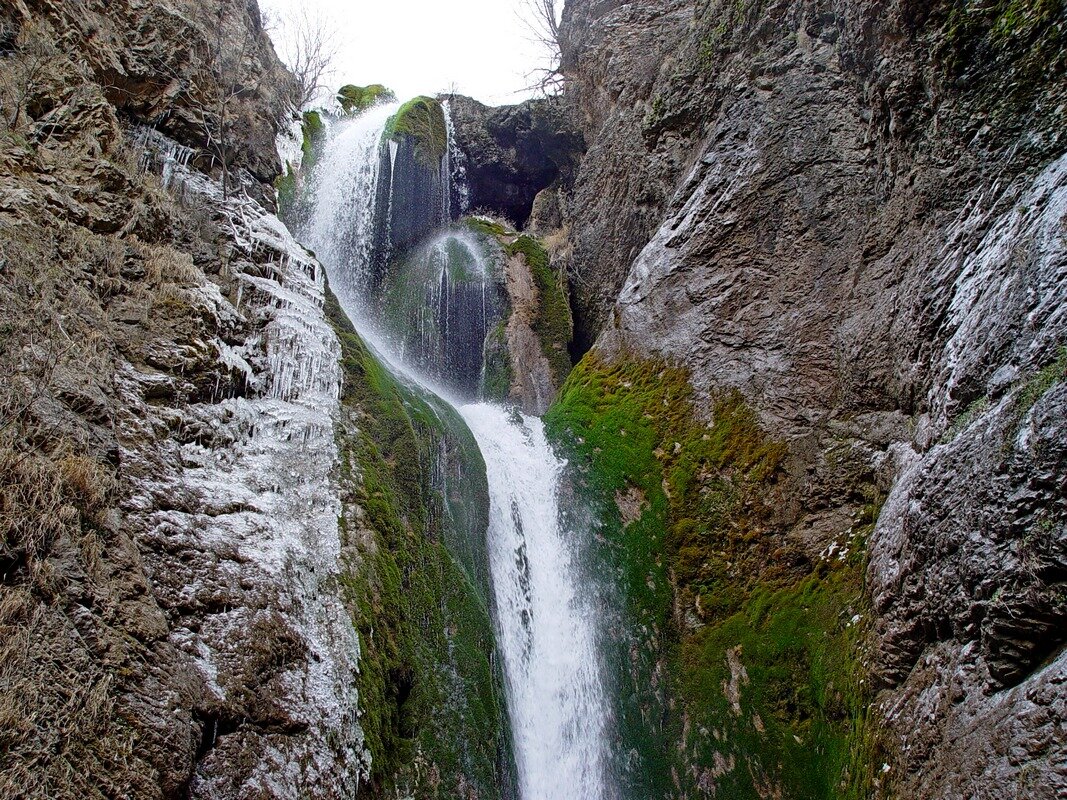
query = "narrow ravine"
xmin=296 ymin=101 xmax=613 ymax=799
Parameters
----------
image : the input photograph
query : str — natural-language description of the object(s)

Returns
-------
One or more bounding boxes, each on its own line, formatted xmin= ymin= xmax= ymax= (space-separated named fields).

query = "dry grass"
xmin=144 ymin=244 xmax=201 ymax=285
xmin=0 ymin=153 xmax=159 ymax=798
xmin=538 ymin=221 xmax=570 ymax=255
xmin=0 ymin=586 xmax=156 ymax=800
xmin=0 ymin=20 xmax=58 ymax=132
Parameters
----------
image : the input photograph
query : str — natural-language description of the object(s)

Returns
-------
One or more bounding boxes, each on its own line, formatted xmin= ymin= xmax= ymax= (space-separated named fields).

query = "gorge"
xmin=0 ymin=0 xmax=1064 ymax=799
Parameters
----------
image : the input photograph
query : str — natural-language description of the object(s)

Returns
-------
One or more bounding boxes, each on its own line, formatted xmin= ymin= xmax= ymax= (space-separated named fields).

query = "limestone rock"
xmin=448 ymin=94 xmax=584 ymax=228
xmin=558 ymin=0 xmax=1067 ymax=795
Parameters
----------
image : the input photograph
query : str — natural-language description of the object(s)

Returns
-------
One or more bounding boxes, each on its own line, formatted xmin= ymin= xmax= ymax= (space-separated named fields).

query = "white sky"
xmin=261 ymin=0 xmax=552 ymax=107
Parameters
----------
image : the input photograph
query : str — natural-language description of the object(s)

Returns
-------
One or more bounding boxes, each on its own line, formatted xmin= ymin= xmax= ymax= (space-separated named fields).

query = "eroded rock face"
xmin=559 ymin=0 xmax=1066 ymax=796
xmin=8 ymin=0 xmax=296 ymax=199
xmin=448 ymin=95 xmax=584 ymax=228
xmin=0 ymin=4 xmax=367 ymax=797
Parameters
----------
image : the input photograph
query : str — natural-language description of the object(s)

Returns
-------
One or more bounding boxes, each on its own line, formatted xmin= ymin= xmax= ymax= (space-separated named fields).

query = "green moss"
xmin=274 ymin=163 xmax=297 ymax=217
xmin=337 ymin=83 xmax=397 ymax=115
xmin=506 ymin=235 xmax=572 ymax=385
xmin=1016 ymin=345 xmax=1067 ymax=420
xmin=544 ymin=353 xmax=874 ymax=799
xmin=481 ymin=320 xmax=513 ymax=402
xmin=324 ymin=287 xmax=512 ymax=799
xmin=939 ymin=394 xmax=991 ymax=443
xmin=698 ymin=0 xmax=770 ymax=67
xmin=463 ymin=216 xmax=512 ymax=239
xmin=300 ymin=110 xmax=325 ymax=175
xmin=944 ymin=0 xmax=1064 ymax=54
xmin=385 ymin=97 xmax=448 ymax=168
xmin=938 ymin=0 xmax=1066 ymax=115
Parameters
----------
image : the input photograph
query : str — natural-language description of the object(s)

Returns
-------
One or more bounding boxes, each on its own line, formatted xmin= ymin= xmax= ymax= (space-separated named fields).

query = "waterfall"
xmin=301 ymin=101 xmax=399 ymax=310
xmin=461 ymin=404 xmax=611 ymax=799
xmin=295 ymin=98 xmax=613 ymax=799
xmin=442 ymin=99 xmax=471 ymax=217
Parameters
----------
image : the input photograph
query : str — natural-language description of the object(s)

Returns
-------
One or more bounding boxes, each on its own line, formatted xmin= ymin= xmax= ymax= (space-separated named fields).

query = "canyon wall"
xmin=0 ymin=2 xmax=510 ymax=798
xmin=552 ymin=0 xmax=1066 ymax=797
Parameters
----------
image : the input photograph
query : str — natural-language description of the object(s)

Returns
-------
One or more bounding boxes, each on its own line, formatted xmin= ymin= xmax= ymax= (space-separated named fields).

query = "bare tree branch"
xmin=268 ymin=7 xmax=338 ymax=109
xmin=517 ymin=0 xmax=565 ymax=96
xmin=147 ymin=4 xmax=264 ymax=198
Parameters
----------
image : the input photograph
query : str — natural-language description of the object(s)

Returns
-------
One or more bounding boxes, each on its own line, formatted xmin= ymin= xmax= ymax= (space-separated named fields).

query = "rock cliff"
xmin=552 ymin=0 xmax=1066 ymax=797
xmin=0 ymin=3 xmax=369 ymax=796
xmin=447 ymin=94 xmax=584 ymax=229
xmin=0 ymin=2 xmax=511 ymax=798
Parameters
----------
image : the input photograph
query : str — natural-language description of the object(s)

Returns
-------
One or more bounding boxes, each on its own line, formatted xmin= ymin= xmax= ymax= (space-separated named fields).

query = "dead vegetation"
xmin=0 ymin=583 xmax=158 ymax=800
xmin=0 ymin=19 xmax=56 ymax=131
xmin=0 ymin=52 xmax=176 ymax=793
xmin=0 ymin=210 xmax=147 ymax=799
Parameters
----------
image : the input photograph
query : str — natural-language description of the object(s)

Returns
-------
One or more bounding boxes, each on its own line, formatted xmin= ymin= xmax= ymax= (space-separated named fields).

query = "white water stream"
xmin=299 ymin=104 xmax=612 ymax=798
xmin=461 ymin=404 xmax=610 ymax=800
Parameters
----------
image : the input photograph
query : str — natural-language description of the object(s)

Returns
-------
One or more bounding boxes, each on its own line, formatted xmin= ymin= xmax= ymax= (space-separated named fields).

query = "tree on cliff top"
xmin=521 ymin=0 xmax=564 ymax=94
xmin=263 ymin=6 xmax=338 ymax=109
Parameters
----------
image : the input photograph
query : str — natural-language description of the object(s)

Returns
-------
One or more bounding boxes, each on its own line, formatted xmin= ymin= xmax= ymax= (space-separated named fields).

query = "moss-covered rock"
xmin=325 ymin=286 xmax=514 ymax=799
xmin=376 ymin=229 xmax=509 ymax=399
xmin=505 ymin=234 xmax=572 ymax=388
xmin=385 ymin=96 xmax=448 ymax=168
xmin=456 ymin=218 xmax=573 ymax=410
xmin=337 ymin=83 xmax=396 ymax=115
xmin=275 ymin=111 xmax=326 ymax=224
xmin=544 ymin=353 xmax=876 ymax=799
xmin=481 ymin=320 xmax=513 ymax=403
xmin=300 ymin=110 xmax=325 ymax=170
xmin=274 ymin=163 xmax=297 ymax=217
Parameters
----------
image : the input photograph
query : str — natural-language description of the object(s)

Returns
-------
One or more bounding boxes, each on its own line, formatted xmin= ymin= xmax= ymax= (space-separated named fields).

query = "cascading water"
xmin=296 ymin=101 xmax=614 ymax=798
xmin=461 ymin=404 xmax=611 ymax=799
xmin=300 ymin=102 xmax=400 ymax=308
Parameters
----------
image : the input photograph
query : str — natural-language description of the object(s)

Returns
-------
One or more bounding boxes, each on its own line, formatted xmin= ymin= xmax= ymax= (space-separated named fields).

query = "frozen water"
xmin=129 ymin=128 xmax=368 ymax=796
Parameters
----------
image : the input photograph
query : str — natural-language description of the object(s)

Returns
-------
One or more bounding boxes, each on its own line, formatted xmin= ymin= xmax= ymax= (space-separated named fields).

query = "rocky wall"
xmin=554 ymin=0 xmax=1067 ymax=796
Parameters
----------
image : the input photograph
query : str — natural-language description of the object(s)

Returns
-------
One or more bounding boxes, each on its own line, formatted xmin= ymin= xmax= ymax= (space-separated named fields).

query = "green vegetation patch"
xmin=506 ymin=234 xmax=572 ymax=386
xmin=300 ymin=110 xmax=325 ymax=174
xmin=481 ymin=320 xmax=513 ymax=403
xmin=1016 ymin=345 xmax=1067 ymax=420
xmin=337 ymin=83 xmax=396 ymax=115
xmin=463 ymin=216 xmax=513 ymax=240
xmin=937 ymin=0 xmax=1066 ymax=115
xmin=274 ymin=163 xmax=297 ymax=217
xmin=697 ymin=0 xmax=771 ymax=67
xmin=385 ymin=97 xmax=448 ymax=168
xmin=274 ymin=111 xmax=325 ymax=220
xmin=544 ymin=352 xmax=875 ymax=799
xmin=324 ymin=287 xmax=511 ymax=799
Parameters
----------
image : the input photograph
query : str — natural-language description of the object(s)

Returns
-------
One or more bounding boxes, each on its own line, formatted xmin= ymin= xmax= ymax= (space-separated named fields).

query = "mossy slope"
xmin=544 ymin=353 xmax=875 ymax=799
xmin=325 ymin=287 xmax=513 ymax=799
